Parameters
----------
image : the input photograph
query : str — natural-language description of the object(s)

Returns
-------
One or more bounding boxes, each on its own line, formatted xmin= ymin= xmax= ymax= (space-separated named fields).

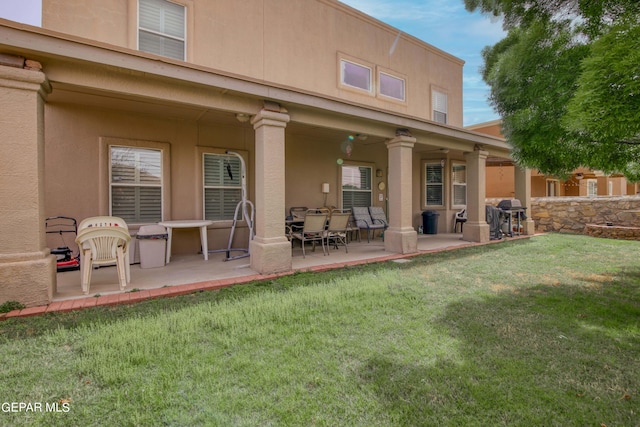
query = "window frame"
xmin=423 ymin=161 xmax=444 ymax=208
xmin=587 ymin=179 xmax=598 ymax=197
xmin=378 ymin=70 xmax=406 ymax=103
xmin=451 ymin=162 xmax=467 ymax=208
xmin=338 ymin=54 xmax=374 ymax=95
xmin=202 ymin=152 xmax=245 ymax=222
xmin=432 ymin=89 xmax=448 ymax=124
xmin=99 ymin=137 xmax=171 ymax=226
xmin=138 ymin=0 xmax=187 ymax=61
xmin=340 ymin=163 xmax=374 ymax=211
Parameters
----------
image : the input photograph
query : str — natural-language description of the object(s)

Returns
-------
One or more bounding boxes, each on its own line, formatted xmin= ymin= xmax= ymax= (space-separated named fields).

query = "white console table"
xmin=158 ymin=220 xmax=214 ymax=263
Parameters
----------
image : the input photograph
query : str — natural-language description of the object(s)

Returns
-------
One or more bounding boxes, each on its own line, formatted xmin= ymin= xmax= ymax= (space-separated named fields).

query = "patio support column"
xmin=249 ymin=107 xmax=292 ymax=274
xmin=0 ymin=63 xmax=56 ymax=307
xmin=384 ymin=136 xmax=418 ymax=254
xmin=514 ymin=166 xmax=536 ymax=235
xmin=462 ymin=148 xmax=490 ymax=243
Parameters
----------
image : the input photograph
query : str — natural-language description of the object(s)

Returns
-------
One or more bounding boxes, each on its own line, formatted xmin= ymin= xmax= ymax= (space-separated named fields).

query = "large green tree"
xmin=465 ymin=0 xmax=640 ymax=179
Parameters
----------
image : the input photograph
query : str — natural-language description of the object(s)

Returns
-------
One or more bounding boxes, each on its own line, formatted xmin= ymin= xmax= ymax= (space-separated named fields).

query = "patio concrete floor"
xmin=54 ymin=232 xmax=473 ymax=300
xmin=4 ymin=232 xmax=513 ymax=319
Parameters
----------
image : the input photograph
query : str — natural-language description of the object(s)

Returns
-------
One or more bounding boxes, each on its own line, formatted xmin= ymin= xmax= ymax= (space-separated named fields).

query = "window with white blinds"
xmin=425 ymin=163 xmax=443 ymax=206
xmin=341 ymin=165 xmax=372 ymax=210
xmin=203 ymin=154 xmax=243 ymax=221
xmin=138 ymin=0 xmax=185 ymax=60
xmin=452 ymin=163 xmax=467 ymax=206
xmin=110 ymin=146 xmax=163 ymax=223
xmin=432 ymin=90 xmax=448 ymax=124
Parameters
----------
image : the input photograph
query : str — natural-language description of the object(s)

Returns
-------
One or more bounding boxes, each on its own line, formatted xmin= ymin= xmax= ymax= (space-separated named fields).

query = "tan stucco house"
xmin=0 ymin=0 xmax=531 ymax=307
xmin=468 ymin=120 xmax=640 ymax=198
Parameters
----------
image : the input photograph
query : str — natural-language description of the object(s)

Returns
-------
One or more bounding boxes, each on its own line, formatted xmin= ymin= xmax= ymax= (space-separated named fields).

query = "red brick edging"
xmin=1 ymin=236 xmax=524 ymax=320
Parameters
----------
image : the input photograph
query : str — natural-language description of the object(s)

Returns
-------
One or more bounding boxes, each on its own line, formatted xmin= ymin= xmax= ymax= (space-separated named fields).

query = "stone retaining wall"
xmin=585 ymin=224 xmax=640 ymax=240
xmin=488 ymin=196 xmax=640 ymax=237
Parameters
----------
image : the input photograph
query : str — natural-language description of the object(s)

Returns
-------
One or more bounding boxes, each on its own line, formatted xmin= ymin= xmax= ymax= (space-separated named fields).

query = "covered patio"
xmin=0 ymin=20 xmax=529 ymax=309
xmin=53 ymin=233 xmax=475 ymax=302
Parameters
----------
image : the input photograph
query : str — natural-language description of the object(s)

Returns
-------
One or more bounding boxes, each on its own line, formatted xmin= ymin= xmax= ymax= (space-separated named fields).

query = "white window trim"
xmin=378 ymin=69 xmax=407 ymax=103
xmin=432 ymin=89 xmax=448 ymax=124
xmin=99 ymin=137 xmax=171 ymax=226
xmin=339 ymin=162 xmax=374 ymax=210
xmin=423 ymin=160 xmax=445 ymax=208
xmin=451 ymin=162 xmax=467 ymax=208
xmin=338 ymin=53 xmax=374 ymax=95
xmin=196 ymin=147 xmax=249 ymax=227
xmin=587 ymin=179 xmax=598 ymax=197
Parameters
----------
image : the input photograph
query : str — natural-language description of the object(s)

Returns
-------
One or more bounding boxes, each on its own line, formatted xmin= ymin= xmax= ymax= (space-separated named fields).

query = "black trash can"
xmin=422 ymin=210 xmax=439 ymax=234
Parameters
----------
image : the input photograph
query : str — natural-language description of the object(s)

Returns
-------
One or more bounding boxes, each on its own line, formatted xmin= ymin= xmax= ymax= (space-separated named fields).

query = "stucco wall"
xmin=43 ymin=102 xmax=390 ymax=256
xmin=488 ymin=196 xmax=640 ymax=235
xmin=41 ymin=0 xmax=464 ymax=125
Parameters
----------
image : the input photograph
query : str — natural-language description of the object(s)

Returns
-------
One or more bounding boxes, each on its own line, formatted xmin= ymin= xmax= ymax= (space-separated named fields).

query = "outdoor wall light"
xmin=235 ymin=113 xmax=251 ymax=123
xmin=322 ymin=183 xmax=330 ymax=194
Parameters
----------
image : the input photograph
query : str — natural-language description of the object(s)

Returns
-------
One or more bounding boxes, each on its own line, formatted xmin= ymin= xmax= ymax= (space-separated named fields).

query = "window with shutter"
xmin=425 ymin=163 xmax=444 ymax=206
xmin=341 ymin=165 xmax=372 ymax=210
xmin=452 ymin=163 xmax=467 ymax=206
xmin=110 ymin=146 xmax=163 ymax=223
xmin=138 ymin=0 xmax=185 ymax=60
xmin=432 ymin=90 xmax=448 ymax=124
xmin=203 ymin=153 xmax=243 ymax=221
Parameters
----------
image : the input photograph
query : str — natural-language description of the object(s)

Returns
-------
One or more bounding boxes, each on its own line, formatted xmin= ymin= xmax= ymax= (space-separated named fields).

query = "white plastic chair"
xmin=75 ymin=216 xmax=131 ymax=294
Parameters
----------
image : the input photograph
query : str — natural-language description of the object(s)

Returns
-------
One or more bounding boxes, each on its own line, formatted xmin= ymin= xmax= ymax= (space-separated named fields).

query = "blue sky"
xmin=0 ymin=0 xmax=503 ymax=125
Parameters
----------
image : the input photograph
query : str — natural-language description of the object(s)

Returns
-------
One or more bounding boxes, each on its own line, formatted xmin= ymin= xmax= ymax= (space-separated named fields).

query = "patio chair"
xmin=289 ymin=206 xmax=308 ymax=223
xmin=75 ymin=216 xmax=131 ymax=294
xmin=324 ymin=210 xmax=350 ymax=253
xmin=453 ymin=208 xmax=467 ymax=232
xmin=368 ymin=206 xmax=389 ymax=229
xmin=289 ymin=211 xmax=328 ymax=258
xmin=352 ymin=206 xmax=387 ymax=243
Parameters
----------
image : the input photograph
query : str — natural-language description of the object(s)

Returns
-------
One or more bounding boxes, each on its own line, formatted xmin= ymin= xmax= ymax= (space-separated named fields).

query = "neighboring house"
xmin=0 ymin=0 xmax=524 ymax=307
xmin=467 ymin=120 xmax=640 ymax=198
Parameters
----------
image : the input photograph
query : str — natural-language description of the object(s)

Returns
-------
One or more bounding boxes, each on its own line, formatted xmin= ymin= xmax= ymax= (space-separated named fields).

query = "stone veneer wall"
xmin=487 ymin=196 xmax=640 ymax=237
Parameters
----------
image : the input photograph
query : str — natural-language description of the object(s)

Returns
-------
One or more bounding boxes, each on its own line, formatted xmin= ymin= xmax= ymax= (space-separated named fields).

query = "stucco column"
xmin=0 ymin=65 xmax=56 ymax=307
xmin=462 ymin=149 xmax=490 ymax=243
xmin=514 ymin=165 xmax=536 ymax=235
xmin=384 ymin=136 xmax=418 ymax=254
xmin=249 ymin=108 xmax=292 ymax=274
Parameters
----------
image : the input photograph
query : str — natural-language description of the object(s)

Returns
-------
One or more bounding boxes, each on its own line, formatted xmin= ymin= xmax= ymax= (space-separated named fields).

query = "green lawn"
xmin=1 ymin=234 xmax=638 ymax=426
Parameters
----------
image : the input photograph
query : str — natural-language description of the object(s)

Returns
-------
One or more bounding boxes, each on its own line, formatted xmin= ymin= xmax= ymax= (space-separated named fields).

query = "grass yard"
xmin=0 ymin=233 xmax=638 ymax=426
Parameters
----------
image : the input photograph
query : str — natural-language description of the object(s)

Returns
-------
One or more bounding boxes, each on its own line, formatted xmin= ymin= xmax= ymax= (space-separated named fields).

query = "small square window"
xmin=379 ymin=72 xmax=405 ymax=101
xmin=341 ymin=59 xmax=372 ymax=92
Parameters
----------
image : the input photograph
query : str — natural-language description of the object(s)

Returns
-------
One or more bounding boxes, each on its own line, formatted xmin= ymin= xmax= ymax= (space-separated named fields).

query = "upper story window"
xmin=203 ymin=153 xmax=243 ymax=221
xmin=138 ymin=0 xmax=185 ymax=60
xmin=452 ymin=163 xmax=467 ymax=207
xmin=110 ymin=146 xmax=163 ymax=223
xmin=379 ymin=72 xmax=406 ymax=102
xmin=425 ymin=162 xmax=444 ymax=206
xmin=341 ymin=165 xmax=372 ymax=210
xmin=340 ymin=59 xmax=372 ymax=93
xmin=432 ymin=90 xmax=448 ymax=124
